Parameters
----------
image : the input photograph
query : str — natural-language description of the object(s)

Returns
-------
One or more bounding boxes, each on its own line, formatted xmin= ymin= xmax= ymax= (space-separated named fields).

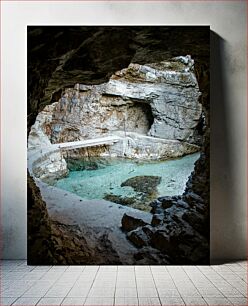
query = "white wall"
xmin=1 ymin=1 xmax=246 ymax=261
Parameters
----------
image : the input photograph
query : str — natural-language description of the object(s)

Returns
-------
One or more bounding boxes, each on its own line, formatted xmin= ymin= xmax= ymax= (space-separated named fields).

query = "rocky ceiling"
xmin=28 ymin=26 xmax=209 ymax=132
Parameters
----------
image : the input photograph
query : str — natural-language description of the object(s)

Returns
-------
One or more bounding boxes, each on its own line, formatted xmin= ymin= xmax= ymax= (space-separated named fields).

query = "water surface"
xmin=55 ymin=153 xmax=200 ymax=211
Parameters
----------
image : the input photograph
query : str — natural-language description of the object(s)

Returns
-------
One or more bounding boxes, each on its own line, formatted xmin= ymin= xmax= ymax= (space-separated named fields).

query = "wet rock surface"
xmin=103 ymin=194 xmax=137 ymax=207
xmin=121 ymin=194 xmax=209 ymax=264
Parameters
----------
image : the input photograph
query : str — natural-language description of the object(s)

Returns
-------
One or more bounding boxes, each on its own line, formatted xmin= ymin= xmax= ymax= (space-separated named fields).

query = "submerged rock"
xmin=103 ymin=194 xmax=136 ymax=206
xmin=121 ymin=175 xmax=161 ymax=194
xmin=66 ymin=157 xmax=107 ymax=171
xmin=104 ymin=193 xmax=158 ymax=212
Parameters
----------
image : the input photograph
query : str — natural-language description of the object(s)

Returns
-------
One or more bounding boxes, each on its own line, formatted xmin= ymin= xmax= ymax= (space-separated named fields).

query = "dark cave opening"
xmin=128 ymin=102 xmax=154 ymax=135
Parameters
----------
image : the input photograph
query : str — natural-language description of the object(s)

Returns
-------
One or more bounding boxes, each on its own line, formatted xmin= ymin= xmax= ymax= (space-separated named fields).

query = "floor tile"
xmin=117 ymin=272 xmax=136 ymax=277
xmin=76 ymin=277 xmax=95 ymax=285
xmin=85 ymin=297 xmax=114 ymax=305
xmin=117 ymin=266 xmax=134 ymax=272
xmin=182 ymin=297 xmax=207 ymax=305
xmin=67 ymin=285 xmax=92 ymax=297
xmin=116 ymin=279 xmax=136 ymax=287
xmin=45 ymin=284 xmax=72 ymax=297
xmin=66 ymin=266 xmax=85 ymax=272
xmin=99 ymin=266 xmax=117 ymax=272
xmin=217 ymin=286 xmax=244 ymax=297
xmin=88 ymin=287 xmax=115 ymax=298
xmin=160 ymin=297 xmax=185 ymax=305
xmin=37 ymin=297 xmax=64 ymax=305
xmin=135 ymin=266 xmax=151 ymax=272
xmin=0 ymin=260 xmax=246 ymax=306
xmin=92 ymin=281 xmax=116 ymax=288
xmin=12 ymin=297 xmax=41 ymax=305
xmin=61 ymin=297 xmax=86 ymax=305
xmin=96 ymin=272 xmax=117 ymax=279
xmin=204 ymin=297 xmax=233 ymax=305
xmin=32 ymin=266 xmax=52 ymax=272
xmin=115 ymin=297 xmax=138 ymax=305
xmin=177 ymin=288 xmax=201 ymax=298
xmin=2 ymin=288 xmax=30 ymax=298
xmin=84 ymin=266 xmax=99 ymax=273
xmin=49 ymin=266 xmax=68 ymax=272
xmin=137 ymin=287 xmax=158 ymax=298
xmin=138 ymin=297 xmax=161 ymax=305
xmin=22 ymin=281 xmax=54 ymax=297
xmin=4 ymin=272 xmax=28 ymax=280
xmin=0 ymin=297 xmax=18 ymax=306
xmin=40 ymin=272 xmax=63 ymax=281
xmin=228 ymin=297 xmax=248 ymax=305
xmin=115 ymin=287 xmax=137 ymax=298
xmin=136 ymin=278 xmax=155 ymax=288
xmin=197 ymin=287 xmax=224 ymax=298
xmin=157 ymin=288 xmax=181 ymax=298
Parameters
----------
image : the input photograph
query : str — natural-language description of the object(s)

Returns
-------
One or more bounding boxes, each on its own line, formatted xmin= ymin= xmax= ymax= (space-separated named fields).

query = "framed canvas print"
xmin=27 ymin=26 xmax=209 ymax=265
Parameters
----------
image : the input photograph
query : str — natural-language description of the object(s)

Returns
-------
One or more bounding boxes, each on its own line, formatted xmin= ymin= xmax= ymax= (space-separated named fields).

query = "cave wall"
xmin=28 ymin=59 xmax=202 ymax=147
xmin=1 ymin=2 xmax=246 ymax=261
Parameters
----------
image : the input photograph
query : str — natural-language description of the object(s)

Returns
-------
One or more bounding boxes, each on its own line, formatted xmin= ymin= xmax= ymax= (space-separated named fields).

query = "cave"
xmin=27 ymin=26 xmax=209 ymax=265
xmin=128 ymin=102 xmax=154 ymax=135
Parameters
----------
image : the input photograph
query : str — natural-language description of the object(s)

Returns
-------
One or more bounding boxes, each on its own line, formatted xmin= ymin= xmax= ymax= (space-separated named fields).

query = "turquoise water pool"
xmin=55 ymin=153 xmax=200 ymax=211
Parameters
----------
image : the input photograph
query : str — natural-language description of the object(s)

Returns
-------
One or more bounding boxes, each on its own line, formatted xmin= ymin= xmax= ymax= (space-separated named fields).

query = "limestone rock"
xmin=28 ymin=102 xmax=69 ymax=183
xmin=32 ymin=151 xmax=68 ymax=184
xmin=29 ymin=59 xmax=202 ymax=147
xmin=109 ymin=131 xmax=200 ymax=160
xmin=28 ymin=103 xmax=57 ymax=149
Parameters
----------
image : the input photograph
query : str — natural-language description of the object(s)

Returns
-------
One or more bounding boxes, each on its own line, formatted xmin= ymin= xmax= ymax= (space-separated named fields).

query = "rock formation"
xmin=27 ymin=26 xmax=209 ymax=265
xmin=28 ymin=172 xmax=122 ymax=264
xmin=29 ymin=58 xmax=202 ymax=146
xmin=28 ymin=58 xmax=202 ymax=183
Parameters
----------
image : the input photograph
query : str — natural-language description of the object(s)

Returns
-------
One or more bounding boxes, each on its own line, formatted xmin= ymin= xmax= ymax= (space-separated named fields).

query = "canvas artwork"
xmin=27 ymin=26 xmax=210 ymax=265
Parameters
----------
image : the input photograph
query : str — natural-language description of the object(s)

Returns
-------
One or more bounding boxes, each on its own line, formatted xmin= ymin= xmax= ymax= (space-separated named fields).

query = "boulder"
xmin=151 ymin=214 xmax=164 ymax=226
xmin=150 ymin=231 xmax=174 ymax=254
xmin=127 ymin=228 xmax=149 ymax=248
xmin=134 ymin=246 xmax=171 ymax=264
xmin=121 ymin=213 xmax=148 ymax=232
xmin=158 ymin=196 xmax=175 ymax=209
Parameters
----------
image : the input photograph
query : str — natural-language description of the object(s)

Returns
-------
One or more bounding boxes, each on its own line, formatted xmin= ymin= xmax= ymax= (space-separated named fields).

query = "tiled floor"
xmin=1 ymin=260 xmax=247 ymax=305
